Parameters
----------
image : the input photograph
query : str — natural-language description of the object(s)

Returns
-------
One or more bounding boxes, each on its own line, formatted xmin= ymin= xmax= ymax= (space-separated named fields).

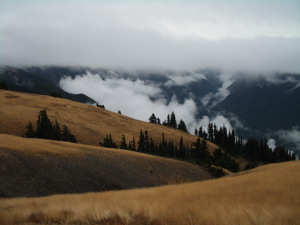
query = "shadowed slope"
xmin=0 ymin=134 xmax=212 ymax=198
xmin=0 ymin=161 xmax=299 ymax=225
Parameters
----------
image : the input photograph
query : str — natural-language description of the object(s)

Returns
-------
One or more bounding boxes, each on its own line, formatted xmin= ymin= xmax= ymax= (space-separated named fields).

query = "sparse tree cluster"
xmin=102 ymin=129 xmax=239 ymax=176
xmin=96 ymin=102 xmax=105 ymax=109
xmin=25 ymin=110 xmax=77 ymax=143
xmin=99 ymin=134 xmax=118 ymax=148
xmin=149 ymin=112 xmax=188 ymax=133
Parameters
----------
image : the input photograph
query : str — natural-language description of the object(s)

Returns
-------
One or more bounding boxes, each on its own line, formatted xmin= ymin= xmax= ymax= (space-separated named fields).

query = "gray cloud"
xmin=0 ymin=1 xmax=299 ymax=72
xmin=275 ymin=126 xmax=300 ymax=151
xmin=164 ymin=72 xmax=206 ymax=87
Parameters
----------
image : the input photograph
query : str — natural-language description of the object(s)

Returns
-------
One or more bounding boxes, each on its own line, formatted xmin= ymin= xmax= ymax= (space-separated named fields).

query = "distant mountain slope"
xmin=2 ymin=66 xmax=299 ymax=151
xmin=0 ymin=134 xmax=213 ymax=198
xmin=0 ymin=89 xmax=218 ymax=151
xmin=0 ymin=66 xmax=96 ymax=104
xmin=214 ymin=75 xmax=300 ymax=131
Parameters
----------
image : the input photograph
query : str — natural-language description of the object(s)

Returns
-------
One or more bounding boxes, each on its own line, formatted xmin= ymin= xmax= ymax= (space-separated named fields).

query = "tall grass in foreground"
xmin=1 ymin=161 xmax=300 ymax=225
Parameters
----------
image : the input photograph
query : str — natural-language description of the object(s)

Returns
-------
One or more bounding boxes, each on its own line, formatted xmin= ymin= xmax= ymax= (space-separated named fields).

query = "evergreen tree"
xmin=25 ymin=122 xmax=36 ymax=138
xmin=132 ymin=137 xmax=136 ymax=151
xmin=138 ymin=130 xmax=145 ymax=151
xmin=156 ymin=118 xmax=161 ymax=125
xmin=61 ymin=125 xmax=77 ymax=143
xmin=207 ymin=122 xmax=214 ymax=141
xmin=178 ymin=119 xmax=188 ymax=132
xmin=170 ymin=112 xmax=177 ymax=128
xmin=100 ymin=134 xmax=117 ymax=148
xmin=194 ymin=128 xmax=198 ymax=136
xmin=149 ymin=113 xmax=157 ymax=124
xmin=199 ymin=126 xmax=203 ymax=137
xmin=144 ymin=130 xmax=149 ymax=152
xmin=36 ymin=110 xmax=55 ymax=139
xmin=192 ymin=138 xmax=211 ymax=165
xmin=120 ymin=134 xmax=128 ymax=149
xmin=179 ymin=136 xmax=185 ymax=158
xmin=53 ymin=120 xmax=61 ymax=140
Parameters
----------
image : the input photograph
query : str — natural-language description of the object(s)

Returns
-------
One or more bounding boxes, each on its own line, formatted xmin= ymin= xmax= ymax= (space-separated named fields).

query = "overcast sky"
xmin=1 ymin=0 xmax=300 ymax=72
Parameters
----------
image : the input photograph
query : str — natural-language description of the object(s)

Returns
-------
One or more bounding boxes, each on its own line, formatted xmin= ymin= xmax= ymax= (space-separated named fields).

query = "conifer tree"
xmin=144 ymin=130 xmax=149 ymax=152
xmin=54 ymin=120 xmax=61 ymax=140
xmin=61 ymin=125 xmax=77 ymax=143
xmin=156 ymin=118 xmax=161 ymax=125
xmin=36 ymin=110 xmax=55 ymax=139
xmin=179 ymin=136 xmax=185 ymax=158
xmin=132 ymin=137 xmax=136 ymax=151
xmin=138 ymin=130 xmax=145 ymax=151
xmin=207 ymin=122 xmax=214 ymax=141
xmin=25 ymin=122 xmax=36 ymax=138
xmin=120 ymin=134 xmax=128 ymax=149
xmin=149 ymin=113 xmax=157 ymax=124
xmin=194 ymin=128 xmax=198 ymax=136
xmin=170 ymin=112 xmax=177 ymax=128
xmin=178 ymin=119 xmax=188 ymax=132
xmin=100 ymin=134 xmax=117 ymax=148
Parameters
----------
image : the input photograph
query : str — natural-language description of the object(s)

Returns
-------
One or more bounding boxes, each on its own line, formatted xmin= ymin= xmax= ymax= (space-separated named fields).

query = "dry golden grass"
xmin=0 ymin=90 xmax=218 ymax=152
xmin=0 ymin=134 xmax=212 ymax=197
xmin=1 ymin=161 xmax=299 ymax=225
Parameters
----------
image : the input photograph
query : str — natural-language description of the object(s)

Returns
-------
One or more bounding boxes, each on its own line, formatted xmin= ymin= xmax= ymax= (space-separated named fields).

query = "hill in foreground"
xmin=1 ymin=161 xmax=299 ymax=225
xmin=0 ymin=134 xmax=212 ymax=198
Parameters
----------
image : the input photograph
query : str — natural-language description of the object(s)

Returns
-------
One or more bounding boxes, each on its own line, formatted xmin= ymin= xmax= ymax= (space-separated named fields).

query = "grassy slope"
xmin=0 ymin=90 xmax=218 ymax=151
xmin=0 ymin=161 xmax=299 ymax=225
xmin=0 ymin=134 xmax=212 ymax=198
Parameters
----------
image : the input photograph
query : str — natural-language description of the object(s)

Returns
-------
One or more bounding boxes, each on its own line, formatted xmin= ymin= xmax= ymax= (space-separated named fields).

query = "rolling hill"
xmin=0 ymin=89 xmax=218 ymax=151
xmin=0 ymin=161 xmax=299 ymax=225
xmin=0 ymin=134 xmax=212 ymax=198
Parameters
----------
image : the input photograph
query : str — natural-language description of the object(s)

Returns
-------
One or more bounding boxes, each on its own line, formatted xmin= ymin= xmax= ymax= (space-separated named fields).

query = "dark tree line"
xmin=99 ymin=129 xmax=240 ymax=176
xmin=149 ymin=112 xmax=188 ymax=133
xmin=25 ymin=110 xmax=77 ymax=143
xmin=99 ymin=134 xmax=118 ymax=148
xmin=195 ymin=122 xmax=296 ymax=166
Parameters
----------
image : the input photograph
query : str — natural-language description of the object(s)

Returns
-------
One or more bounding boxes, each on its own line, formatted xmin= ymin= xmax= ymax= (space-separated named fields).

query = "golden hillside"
xmin=1 ymin=161 xmax=299 ymax=225
xmin=0 ymin=89 xmax=218 ymax=151
xmin=0 ymin=134 xmax=212 ymax=198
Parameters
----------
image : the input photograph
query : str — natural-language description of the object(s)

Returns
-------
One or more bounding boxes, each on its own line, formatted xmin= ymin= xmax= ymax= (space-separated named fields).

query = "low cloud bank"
xmin=60 ymin=71 xmax=238 ymax=134
xmin=60 ymin=71 xmax=200 ymax=131
xmin=275 ymin=126 xmax=300 ymax=152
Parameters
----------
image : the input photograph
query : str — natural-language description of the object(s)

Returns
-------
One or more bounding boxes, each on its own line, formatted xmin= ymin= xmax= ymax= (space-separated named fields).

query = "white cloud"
xmin=59 ymin=71 xmax=198 ymax=131
xmin=164 ymin=71 xmax=206 ymax=87
xmin=200 ymin=73 xmax=233 ymax=108
xmin=275 ymin=126 xmax=300 ymax=151
xmin=267 ymin=139 xmax=276 ymax=150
